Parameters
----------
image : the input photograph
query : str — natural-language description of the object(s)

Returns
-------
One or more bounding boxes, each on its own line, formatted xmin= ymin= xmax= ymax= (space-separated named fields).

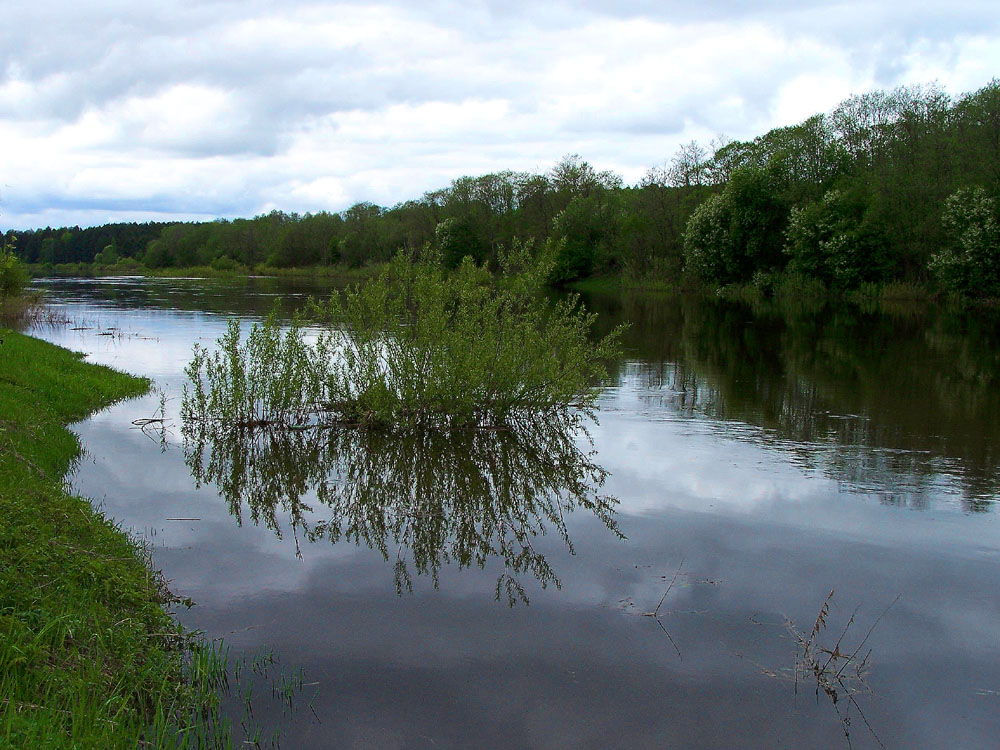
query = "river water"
xmin=24 ymin=276 xmax=1000 ymax=749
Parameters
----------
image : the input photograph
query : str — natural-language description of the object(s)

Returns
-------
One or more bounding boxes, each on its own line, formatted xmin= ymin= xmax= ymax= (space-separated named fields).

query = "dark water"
xmin=25 ymin=277 xmax=1000 ymax=749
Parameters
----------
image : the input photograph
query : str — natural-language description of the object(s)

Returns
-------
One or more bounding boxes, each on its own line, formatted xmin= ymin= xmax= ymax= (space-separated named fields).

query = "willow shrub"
xmin=182 ymin=312 xmax=334 ymax=429
xmin=183 ymin=243 xmax=625 ymax=429
xmin=1 ymin=235 xmax=28 ymax=300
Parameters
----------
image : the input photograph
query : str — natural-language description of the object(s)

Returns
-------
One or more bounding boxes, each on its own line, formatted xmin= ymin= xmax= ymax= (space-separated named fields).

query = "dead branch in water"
xmin=644 ymin=557 xmax=685 ymax=619
xmin=622 ymin=558 xmax=685 ymax=659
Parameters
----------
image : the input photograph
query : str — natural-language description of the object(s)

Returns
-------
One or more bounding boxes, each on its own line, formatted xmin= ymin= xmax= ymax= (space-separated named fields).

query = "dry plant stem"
xmin=649 ymin=558 xmax=685 ymax=618
xmin=790 ymin=590 xmax=897 ymax=750
xmin=820 ymin=604 xmax=861 ymax=676
xmin=652 ymin=617 xmax=683 ymax=659
xmin=639 ymin=558 xmax=685 ymax=659
xmin=794 ymin=588 xmax=834 ymax=700
xmin=835 ymin=595 xmax=900 ymax=683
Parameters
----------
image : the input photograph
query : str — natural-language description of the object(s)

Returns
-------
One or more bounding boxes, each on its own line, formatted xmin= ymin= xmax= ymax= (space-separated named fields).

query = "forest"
xmin=7 ymin=79 xmax=999 ymax=296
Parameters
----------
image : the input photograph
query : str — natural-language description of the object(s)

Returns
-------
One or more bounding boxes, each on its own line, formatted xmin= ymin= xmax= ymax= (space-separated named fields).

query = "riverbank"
xmin=0 ymin=330 xmax=214 ymax=747
xmin=25 ymin=261 xmax=998 ymax=315
xmin=564 ymin=272 xmax=991 ymax=311
xmin=26 ymin=261 xmax=380 ymax=282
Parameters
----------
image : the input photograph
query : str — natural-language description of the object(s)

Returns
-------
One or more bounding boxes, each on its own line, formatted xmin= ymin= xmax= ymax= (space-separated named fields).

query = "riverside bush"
xmin=0 ymin=235 xmax=28 ymax=299
xmin=183 ymin=244 xmax=625 ymax=430
xmin=930 ymin=187 xmax=1000 ymax=297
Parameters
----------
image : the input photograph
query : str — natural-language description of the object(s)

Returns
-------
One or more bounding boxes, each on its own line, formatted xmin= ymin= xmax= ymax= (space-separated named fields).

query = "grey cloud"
xmin=2 ymin=0 xmax=998 ymax=228
xmin=4 ymin=4 xmax=534 ymax=147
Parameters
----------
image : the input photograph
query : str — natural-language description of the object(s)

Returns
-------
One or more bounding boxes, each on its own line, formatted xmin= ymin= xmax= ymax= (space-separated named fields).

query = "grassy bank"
xmin=567 ymin=271 xmax=982 ymax=313
xmin=567 ymin=274 xmax=698 ymax=295
xmin=0 ymin=330 xmax=218 ymax=747
xmin=26 ymin=261 xmax=381 ymax=282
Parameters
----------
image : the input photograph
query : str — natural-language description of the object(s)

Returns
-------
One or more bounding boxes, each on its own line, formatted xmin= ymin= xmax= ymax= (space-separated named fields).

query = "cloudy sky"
xmin=1 ymin=0 xmax=998 ymax=230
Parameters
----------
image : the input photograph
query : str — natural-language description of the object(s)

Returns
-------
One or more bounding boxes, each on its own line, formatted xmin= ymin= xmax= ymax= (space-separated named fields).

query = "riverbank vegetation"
xmin=0 ymin=331 xmax=229 ymax=747
xmin=6 ymin=78 xmax=999 ymax=299
xmin=0 ymin=235 xmax=39 ymax=323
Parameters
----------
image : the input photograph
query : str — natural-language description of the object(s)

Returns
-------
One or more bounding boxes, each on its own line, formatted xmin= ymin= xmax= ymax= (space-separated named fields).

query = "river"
xmin=24 ymin=276 xmax=1000 ymax=749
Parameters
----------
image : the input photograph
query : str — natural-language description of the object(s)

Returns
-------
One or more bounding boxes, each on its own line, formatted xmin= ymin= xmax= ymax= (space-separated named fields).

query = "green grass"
xmin=848 ymin=279 xmax=937 ymax=302
xmin=566 ymin=272 xmax=709 ymax=296
xmin=27 ymin=261 xmax=383 ymax=282
xmin=140 ymin=263 xmax=379 ymax=281
xmin=0 ymin=330 xmax=229 ymax=748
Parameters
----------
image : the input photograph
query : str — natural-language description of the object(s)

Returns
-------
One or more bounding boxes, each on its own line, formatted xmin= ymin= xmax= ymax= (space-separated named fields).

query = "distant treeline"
xmin=9 ymin=222 xmax=177 ymax=267
xmin=7 ymin=79 xmax=999 ymax=295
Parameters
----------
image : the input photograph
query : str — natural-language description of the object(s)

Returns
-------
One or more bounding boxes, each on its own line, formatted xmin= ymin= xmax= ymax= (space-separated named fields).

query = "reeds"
xmin=787 ymin=590 xmax=899 ymax=750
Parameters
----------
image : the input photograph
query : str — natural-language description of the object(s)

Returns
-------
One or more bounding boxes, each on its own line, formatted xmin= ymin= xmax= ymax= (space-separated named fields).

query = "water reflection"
xmin=585 ymin=290 xmax=1000 ymax=510
xmin=183 ymin=409 xmax=619 ymax=604
xmin=31 ymin=275 xmax=332 ymax=319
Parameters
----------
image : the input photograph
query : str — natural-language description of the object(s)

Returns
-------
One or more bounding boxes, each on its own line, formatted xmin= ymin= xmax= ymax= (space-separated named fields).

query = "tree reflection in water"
xmin=585 ymin=289 xmax=1000 ymax=510
xmin=183 ymin=408 xmax=619 ymax=605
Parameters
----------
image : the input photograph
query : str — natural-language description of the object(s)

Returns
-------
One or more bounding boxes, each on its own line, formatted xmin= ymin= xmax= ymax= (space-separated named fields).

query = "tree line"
xmin=7 ymin=78 xmax=999 ymax=296
xmin=8 ymin=222 xmax=175 ymax=267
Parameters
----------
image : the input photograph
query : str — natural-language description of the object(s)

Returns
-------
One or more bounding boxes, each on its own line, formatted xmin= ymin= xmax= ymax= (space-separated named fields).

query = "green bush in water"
xmin=183 ymin=242 xmax=625 ymax=429
xmin=182 ymin=311 xmax=333 ymax=429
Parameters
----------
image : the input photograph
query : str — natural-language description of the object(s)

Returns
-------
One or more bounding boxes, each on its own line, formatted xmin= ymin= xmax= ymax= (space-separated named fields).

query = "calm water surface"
xmin=25 ymin=276 xmax=1000 ymax=749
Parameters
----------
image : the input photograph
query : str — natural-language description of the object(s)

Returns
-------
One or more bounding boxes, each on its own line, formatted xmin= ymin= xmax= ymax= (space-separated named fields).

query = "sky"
xmin=1 ymin=0 xmax=998 ymax=231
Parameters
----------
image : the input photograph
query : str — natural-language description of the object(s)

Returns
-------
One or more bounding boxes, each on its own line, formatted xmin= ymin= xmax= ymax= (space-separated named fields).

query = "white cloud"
xmin=1 ymin=1 xmax=998 ymax=229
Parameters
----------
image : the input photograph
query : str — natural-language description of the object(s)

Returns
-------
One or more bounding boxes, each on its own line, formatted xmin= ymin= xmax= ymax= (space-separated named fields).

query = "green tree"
xmin=340 ymin=202 xmax=388 ymax=267
xmin=143 ymin=239 xmax=173 ymax=268
xmin=1 ymin=236 xmax=28 ymax=299
xmin=549 ymin=190 xmax=623 ymax=283
xmin=683 ymin=164 xmax=789 ymax=285
xmin=38 ymin=237 xmax=57 ymax=265
xmin=95 ymin=243 xmax=118 ymax=265
xmin=435 ymin=216 xmax=487 ymax=268
xmin=784 ymin=189 xmax=892 ymax=287
xmin=930 ymin=187 xmax=1000 ymax=295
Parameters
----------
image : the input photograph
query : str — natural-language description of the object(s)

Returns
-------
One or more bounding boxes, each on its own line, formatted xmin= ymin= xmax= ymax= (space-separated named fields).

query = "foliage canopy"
xmin=930 ymin=187 xmax=1000 ymax=296
xmin=0 ymin=235 xmax=28 ymax=299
